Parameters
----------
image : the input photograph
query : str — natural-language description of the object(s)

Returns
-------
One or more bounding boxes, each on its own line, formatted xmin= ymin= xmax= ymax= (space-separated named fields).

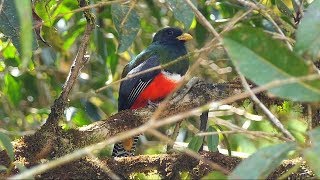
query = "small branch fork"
xmin=43 ymin=0 xmax=95 ymax=128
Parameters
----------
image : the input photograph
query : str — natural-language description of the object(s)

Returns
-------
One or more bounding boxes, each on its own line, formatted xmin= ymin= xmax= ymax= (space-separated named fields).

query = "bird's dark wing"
xmin=118 ymin=55 xmax=160 ymax=111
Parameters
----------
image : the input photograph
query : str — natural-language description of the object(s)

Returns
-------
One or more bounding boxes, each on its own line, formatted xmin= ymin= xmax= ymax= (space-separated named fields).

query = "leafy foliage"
xmin=303 ymin=127 xmax=320 ymax=177
xmin=224 ymin=26 xmax=320 ymax=102
xmin=0 ymin=132 xmax=14 ymax=161
xmin=167 ymin=0 xmax=196 ymax=30
xmin=207 ymin=126 xmax=219 ymax=152
xmin=112 ymin=3 xmax=140 ymax=53
xmin=188 ymin=135 xmax=204 ymax=152
xmin=230 ymin=143 xmax=296 ymax=179
xmin=295 ymin=0 xmax=320 ymax=60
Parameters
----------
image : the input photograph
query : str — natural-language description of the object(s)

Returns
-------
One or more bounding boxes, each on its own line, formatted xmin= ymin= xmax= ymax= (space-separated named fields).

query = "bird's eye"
xmin=167 ymin=30 xmax=173 ymax=36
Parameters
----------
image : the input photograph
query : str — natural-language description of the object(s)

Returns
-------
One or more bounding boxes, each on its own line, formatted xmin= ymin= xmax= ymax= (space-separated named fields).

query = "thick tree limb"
xmin=22 ymin=152 xmax=312 ymax=179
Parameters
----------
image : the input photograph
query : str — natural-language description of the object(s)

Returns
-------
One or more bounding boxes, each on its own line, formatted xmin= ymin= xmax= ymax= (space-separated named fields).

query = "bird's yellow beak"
xmin=176 ymin=33 xmax=193 ymax=41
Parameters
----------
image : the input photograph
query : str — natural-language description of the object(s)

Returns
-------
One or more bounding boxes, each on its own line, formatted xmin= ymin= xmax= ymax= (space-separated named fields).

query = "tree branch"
xmin=43 ymin=0 xmax=95 ymax=128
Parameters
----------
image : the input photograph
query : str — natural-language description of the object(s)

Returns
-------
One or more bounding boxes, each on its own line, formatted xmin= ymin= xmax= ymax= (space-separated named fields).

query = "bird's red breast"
xmin=121 ymin=72 xmax=181 ymax=152
xmin=130 ymin=72 xmax=181 ymax=109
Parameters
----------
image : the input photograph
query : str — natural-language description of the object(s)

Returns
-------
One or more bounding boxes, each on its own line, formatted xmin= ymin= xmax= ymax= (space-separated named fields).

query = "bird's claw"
xmin=147 ymin=100 xmax=159 ymax=109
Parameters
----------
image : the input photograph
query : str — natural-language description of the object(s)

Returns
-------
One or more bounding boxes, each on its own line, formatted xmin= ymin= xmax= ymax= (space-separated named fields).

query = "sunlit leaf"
xmin=229 ymin=143 xmax=295 ymax=179
xmin=276 ymin=0 xmax=294 ymax=17
xmin=72 ymin=109 xmax=92 ymax=126
xmin=303 ymin=127 xmax=320 ymax=177
xmin=0 ymin=61 xmax=5 ymax=72
xmin=223 ymin=26 xmax=320 ymax=102
xmin=295 ymin=0 xmax=320 ymax=60
xmin=112 ymin=4 xmax=140 ymax=53
xmin=4 ymin=74 xmax=21 ymax=106
xmin=0 ymin=1 xmax=38 ymax=65
xmin=0 ymin=1 xmax=22 ymax=53
xmin=207 ymin=126 xmax=219 ymax=152
xmin=167 ymin=0 xmax=196 ymax=30
xmin=0 ymin=132 xmax=14 ymax=161
xmin=180 ymin=171 xmax=191 ymax=180
xmin=188 ymin=136 xmax=204 ymax=152
xmin=14 ymin=0 xmax=35 ymax=67
xmin=202 ymin=171 xmax=227 ymax=180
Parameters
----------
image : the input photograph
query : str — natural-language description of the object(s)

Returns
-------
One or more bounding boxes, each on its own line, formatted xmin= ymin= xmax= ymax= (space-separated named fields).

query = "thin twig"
xmin=236 ymin=70 xmax=295 ymax=141
xmin=43 ymin=1 xmax=95 ymax=127
xmin=184 ymin=0 xmax=221 ymax=40
xmin=146 ymin=129 xmax=230 ymax=174
xmin=197 ymin=119 xmax=290 ymax=142
xmin=120 ymin=0 xmax=136 ymax=28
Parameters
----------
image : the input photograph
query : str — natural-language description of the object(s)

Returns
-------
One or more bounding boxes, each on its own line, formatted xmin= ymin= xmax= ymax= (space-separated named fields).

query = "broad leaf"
xmin=188 ymin=136 xmax=204 ymax=152
xmin=0 ymin=132 xmax=14 ymax=161
xmin=207 ymin=126 xmax=219 ymax=152
xmin=295 ymin=0 xmax=320 ymax=60
xmin=276 ymin=0 xmax=294 ymax=17
xmin=223 ymin=26 xmax=320 ymax=102
xmin=303 ymin=127 xmax=320 ymax=177
xmin=230 ymin=143 xmax=295 ymax=179
xmin=0 ymin=1 xmax=37 ymax=62
xmin=167 ymin=0 xmax=196 ymax=30
xmin=112 ymin=4 xmax=140 ymax=53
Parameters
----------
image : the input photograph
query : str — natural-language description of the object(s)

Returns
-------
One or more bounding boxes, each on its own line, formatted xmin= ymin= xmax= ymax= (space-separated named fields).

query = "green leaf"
xmin=202 ymin=171 xmax=227 ymax=180
xmin=14 ymin=0 xmax=35 ymax=67
xmin=223 ymin=26 xmax=320 ymax=102
xmin=112 ymin=4 xmax=140 ymax=53
xmin=188 ymin=136 xmax=204 ymax=152
xmin=229 ymin=143 xmax=295 ymax=179
xmin=303 ymin=127 xmax=320 ymax=177
xmin=295 ymin=0 xmax=320 ymax=60
xmin=207 ymin=126 xmax=219 ymax=152
xmin=4 ymin=74 xmax=21 ymax=106
xmin=167 ymin=0 xmax=196 ymax=30
xmin=0 ymin=132 xmax=14 ymax=161
xmin=72 ymin=109 xmax=92 ymax=126
xmin=0 ymin=0 xmax=22 ymax=53
xmin=0 ymin=1 xmax=37 ymax=64
xmin=276 ymin=0 xmax=294 ymax=17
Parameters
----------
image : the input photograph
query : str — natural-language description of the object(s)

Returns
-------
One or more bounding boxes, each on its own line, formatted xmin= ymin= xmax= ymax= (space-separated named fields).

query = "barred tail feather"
xmin=112 ymin=136 xmax=139 ymax=157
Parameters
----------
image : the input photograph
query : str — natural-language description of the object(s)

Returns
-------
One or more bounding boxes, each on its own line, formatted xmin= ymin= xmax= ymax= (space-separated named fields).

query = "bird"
xmin=112 ymin=27 xmax=193 ymax=157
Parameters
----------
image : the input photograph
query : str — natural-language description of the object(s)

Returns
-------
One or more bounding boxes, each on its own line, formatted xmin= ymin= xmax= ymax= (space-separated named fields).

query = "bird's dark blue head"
xmin=152 ymin=27 xmax=193 ymax=45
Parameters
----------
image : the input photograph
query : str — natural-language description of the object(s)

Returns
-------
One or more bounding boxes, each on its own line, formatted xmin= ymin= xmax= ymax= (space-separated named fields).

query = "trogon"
xmin=112 ymin=27 xmax=193 ymax=157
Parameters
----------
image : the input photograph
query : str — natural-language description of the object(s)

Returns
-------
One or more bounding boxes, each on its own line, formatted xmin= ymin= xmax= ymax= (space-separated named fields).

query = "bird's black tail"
xmin=199 ymin=111 xmax=209 ymax=151
xmin=112 ymin=136 xmax=139 ymax=157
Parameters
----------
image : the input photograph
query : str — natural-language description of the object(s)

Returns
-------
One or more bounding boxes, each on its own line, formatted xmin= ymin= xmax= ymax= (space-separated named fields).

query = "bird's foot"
xmin=147 ymin=100 xmax=159 ymax=109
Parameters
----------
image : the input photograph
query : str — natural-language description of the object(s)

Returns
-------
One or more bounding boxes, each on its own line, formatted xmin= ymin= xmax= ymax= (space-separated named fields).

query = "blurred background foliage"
xmin=0 ymin=0 xmax=317 ymax=170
